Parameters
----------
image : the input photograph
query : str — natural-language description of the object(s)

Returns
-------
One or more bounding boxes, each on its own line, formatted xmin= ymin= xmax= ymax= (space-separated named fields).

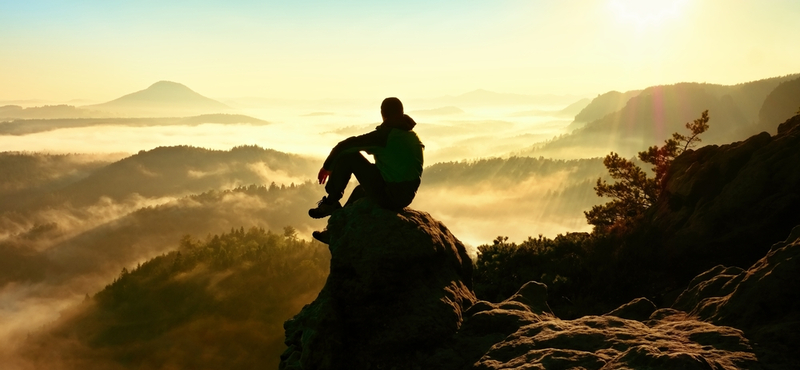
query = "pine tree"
xmin=585 ymin=110 xmax=709 ymax=231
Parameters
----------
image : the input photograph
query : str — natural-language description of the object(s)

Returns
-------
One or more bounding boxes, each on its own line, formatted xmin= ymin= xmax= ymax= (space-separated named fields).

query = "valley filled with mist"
xmin=2 ymin=74 xmax=799 ymax=369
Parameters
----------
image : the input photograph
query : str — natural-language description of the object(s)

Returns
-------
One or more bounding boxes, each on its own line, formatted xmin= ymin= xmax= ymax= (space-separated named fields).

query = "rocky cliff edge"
xmin=280 ymin=199 xmax=477 ymax=369
xmin=278 ymin=197 xmax=800 ymax=369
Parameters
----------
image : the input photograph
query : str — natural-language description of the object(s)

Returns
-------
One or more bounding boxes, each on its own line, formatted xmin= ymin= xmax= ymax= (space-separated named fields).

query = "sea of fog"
xmin=0 ymin=101 xmax=592 ymax=246
xmin=0 ymin=102 xmax=600 ymax=365
xmin=0 ymin=103 xmax=571 ymax=165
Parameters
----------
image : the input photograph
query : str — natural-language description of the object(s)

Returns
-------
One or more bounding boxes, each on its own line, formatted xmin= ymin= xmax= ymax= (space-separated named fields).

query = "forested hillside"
xmin=520 ymin=74 xmax=799 ymax=159
xmin=0 ymin=145 xmax=319 ymax=232
xmin=475 ymin=114 xmax=800 ymax=321
xmin=0 ymin=152 xmax=123 ymax=206
xmin=20 ymin=227 xmax=329 ymax=370
xmin=757 ymin=75 xmax=800 ymax=130
xmin=417 ymin=156 xmax=606 ymax=242
xmin=3 ymin=183 xmax=326 ymax=288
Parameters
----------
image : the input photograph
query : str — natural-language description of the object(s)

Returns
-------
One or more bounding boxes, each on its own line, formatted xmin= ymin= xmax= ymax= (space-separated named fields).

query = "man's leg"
xmin=311 ymin=152 xmax=389 ymax=242
xmin=344 ymin=185 xmax=367 ymax=207
xmin=311 ymin=152 xmax=378 ymax=219
xmin=327 ymin=151 xmax=389 ymax=206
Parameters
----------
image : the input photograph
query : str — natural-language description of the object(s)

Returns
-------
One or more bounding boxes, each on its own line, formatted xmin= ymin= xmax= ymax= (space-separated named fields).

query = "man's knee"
xmin=335 ymin=151 xmax=368 ymax=167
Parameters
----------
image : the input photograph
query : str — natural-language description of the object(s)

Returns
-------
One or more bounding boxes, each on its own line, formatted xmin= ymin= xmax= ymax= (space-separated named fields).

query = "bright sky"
xmin=1 ymin=0 xmax=799 ymax=102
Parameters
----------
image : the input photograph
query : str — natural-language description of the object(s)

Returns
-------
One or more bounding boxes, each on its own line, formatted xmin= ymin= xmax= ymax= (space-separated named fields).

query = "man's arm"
xmin=321 ymin=128 xmax=391 ymax=171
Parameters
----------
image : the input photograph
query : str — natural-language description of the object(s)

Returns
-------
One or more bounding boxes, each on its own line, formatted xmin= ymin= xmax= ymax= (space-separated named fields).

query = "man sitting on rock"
xmin=308 ymin=97 xmax=424 ymax=243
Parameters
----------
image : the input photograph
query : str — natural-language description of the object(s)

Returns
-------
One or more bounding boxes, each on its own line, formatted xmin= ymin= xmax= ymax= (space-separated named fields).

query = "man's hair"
xmin=381 ymin=97 xmax=404 ymax=117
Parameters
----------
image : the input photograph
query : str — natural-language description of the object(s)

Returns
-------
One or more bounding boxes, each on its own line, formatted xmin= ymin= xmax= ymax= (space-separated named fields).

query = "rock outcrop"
xmin=673 ymin=226 xmax=800 ymax=369
xmin=472 ymin=311 xmax=758 ymax=370
xmin=280 ymin=199 xmax=783 ymax=369
xmin=643 ymin=114 xmax=800 ymax=284
xmin=280 ymin=199 xmax=476 ymax=369
xmin=603 ymin=297 xmax=657 ymax=321
xmin=458 ymin=289 xmax=759 ymax=370
xmin=281 ymin=115 xmax=800 ymax=368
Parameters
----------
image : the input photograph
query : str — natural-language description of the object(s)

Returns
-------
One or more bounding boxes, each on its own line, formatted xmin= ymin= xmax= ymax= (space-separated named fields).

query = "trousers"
xmin=325 ymin=151 xmax=419 ymax=210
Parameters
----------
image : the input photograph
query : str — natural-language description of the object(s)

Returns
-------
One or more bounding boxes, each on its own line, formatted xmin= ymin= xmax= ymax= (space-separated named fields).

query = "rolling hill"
xmin=51 ymin=145 xmax=318 ymax=207
xmin=0 ymin=145 xmax=320 ymax=233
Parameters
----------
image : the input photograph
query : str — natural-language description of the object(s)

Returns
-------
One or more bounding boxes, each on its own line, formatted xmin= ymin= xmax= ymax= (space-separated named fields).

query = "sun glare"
xmin=610 ymin=0 xmax=688 ymax=28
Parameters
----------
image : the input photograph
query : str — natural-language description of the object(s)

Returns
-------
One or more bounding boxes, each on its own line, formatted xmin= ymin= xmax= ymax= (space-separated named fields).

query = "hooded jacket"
xmin=323 ymin=114 xmax=424 ymax=205
xmin=323 ymin=114 xmax=424 ymax=181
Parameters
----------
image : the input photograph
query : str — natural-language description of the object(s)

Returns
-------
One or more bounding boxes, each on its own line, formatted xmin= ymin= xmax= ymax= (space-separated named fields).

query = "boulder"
xmin=462 ymin=289 xmax=761 ymax=369
xmin=673 ymin=226 xmax=800 ymax=369
xmin=280 ymin=199 xmax=476 ymax=370
xmin=472 ymin=314 xmax=758 ymax=370
xmin=604 ymin=297 xmax=657 ymax=321
xmin=462 ymin=282 xmax=554 ymax=338
xmin=676 ymin=227 xmax=800 ymax=328
xmin=450 ymin=282 xmax=555 ymax=368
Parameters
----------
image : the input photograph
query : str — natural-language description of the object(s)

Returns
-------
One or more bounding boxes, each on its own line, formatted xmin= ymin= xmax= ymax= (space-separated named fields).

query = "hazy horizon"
xmin=3 ymin=1 xmax=800 ymax=102
xmin=2 ymin=1 xmax=800 ymax=368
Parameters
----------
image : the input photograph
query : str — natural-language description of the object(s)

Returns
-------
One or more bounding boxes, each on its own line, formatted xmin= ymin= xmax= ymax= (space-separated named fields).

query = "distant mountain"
xmin=566 ymin=90 xmax=642 ymax=131
xmin=87 ymin=81 xmax=231 ymax=117
xmin=0 ymin=99 xmax=53 ymax=107
xmin=301 ymin=112 xmax=335 ymax=117
xmin=757 ymin=76 xmax=800 ymax=132
xmin=418 ymin=89 xmax=587 ymax=108
xmin=518 ymin=74 xmax=800 ymax=159
xmin=0 ymin=104 xmax=109 ymax=120
xmin=509 ymin=98 xmax=591 ymax=118
xmin=410 ymin=106 xmax=465 ymax=116
xmin=0 ymin=114 xmax=268 ymax=136
xmin=558 ymin=98 xmax=592 ymax=117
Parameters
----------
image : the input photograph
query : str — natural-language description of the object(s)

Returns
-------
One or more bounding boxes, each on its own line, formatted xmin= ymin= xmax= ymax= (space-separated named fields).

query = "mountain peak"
xmin=147 ymin=80 xmax=192 ymax=91
xmin=120 ymin=81 xmax=213 ymax=102
xmin=89 ymin=81 xmax=230 ymax=116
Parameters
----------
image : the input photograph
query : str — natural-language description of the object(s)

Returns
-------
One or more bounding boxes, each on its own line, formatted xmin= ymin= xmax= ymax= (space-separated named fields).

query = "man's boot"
xmin=312 ymin=229 xmax=330 ymax=244
xmin=308 ymin=196 xmax=342 ymax=219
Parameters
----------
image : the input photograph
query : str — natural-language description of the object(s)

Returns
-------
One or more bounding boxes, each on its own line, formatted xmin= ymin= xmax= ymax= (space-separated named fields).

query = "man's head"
xmin=381 ymin=97 xmax=403 ymax=120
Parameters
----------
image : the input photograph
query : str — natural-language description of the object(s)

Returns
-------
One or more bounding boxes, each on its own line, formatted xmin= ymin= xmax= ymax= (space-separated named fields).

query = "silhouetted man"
xmin=308 ymin=97 xmax=424 ymax=243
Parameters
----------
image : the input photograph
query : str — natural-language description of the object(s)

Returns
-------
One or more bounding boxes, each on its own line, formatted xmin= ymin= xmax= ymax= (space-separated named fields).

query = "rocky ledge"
xmin=280 ymin=199 xmax=476 ymax=369
xmin=280 ymin=197 xmax=799 ymax=369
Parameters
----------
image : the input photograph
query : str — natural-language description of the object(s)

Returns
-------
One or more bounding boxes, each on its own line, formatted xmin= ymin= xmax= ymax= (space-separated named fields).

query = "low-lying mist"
xmin=417 ymin=157 xmax=605 ymax=244
xmin=13 ymin=227 xmax=330 ymax=370
xmin=0 ymin=184 xmax=327 ymax=368
xmin=0 ymin=148 xmax=328 ymax=367
xmin=3 ymin=74 xmax=797 ymax=368
xmin=0 ymin=103 xmax=574 ymax=165
xmin=0 ymin=100 xmax=606 ymax=369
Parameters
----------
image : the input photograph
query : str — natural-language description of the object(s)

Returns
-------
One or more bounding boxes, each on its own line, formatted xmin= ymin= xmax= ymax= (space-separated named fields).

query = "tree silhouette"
xmin=585 ymin=110 xmax=709 ymax=231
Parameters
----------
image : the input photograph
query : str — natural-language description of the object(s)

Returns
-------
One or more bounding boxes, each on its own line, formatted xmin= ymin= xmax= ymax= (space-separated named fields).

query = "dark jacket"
xmin=323 ymin=114 xmax=424 ymax=207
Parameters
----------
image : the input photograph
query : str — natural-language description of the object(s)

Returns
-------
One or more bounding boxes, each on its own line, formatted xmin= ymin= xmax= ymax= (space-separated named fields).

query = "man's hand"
xmin=318 ymin=168 xmax=331 ymax=184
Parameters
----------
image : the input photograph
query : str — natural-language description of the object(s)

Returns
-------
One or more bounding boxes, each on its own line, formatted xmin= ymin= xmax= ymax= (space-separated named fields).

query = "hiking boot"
xmin=312 ymin=229 xmax=330 ymax=244
xmin=308 ymin=196 xmax=342 ymax=219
